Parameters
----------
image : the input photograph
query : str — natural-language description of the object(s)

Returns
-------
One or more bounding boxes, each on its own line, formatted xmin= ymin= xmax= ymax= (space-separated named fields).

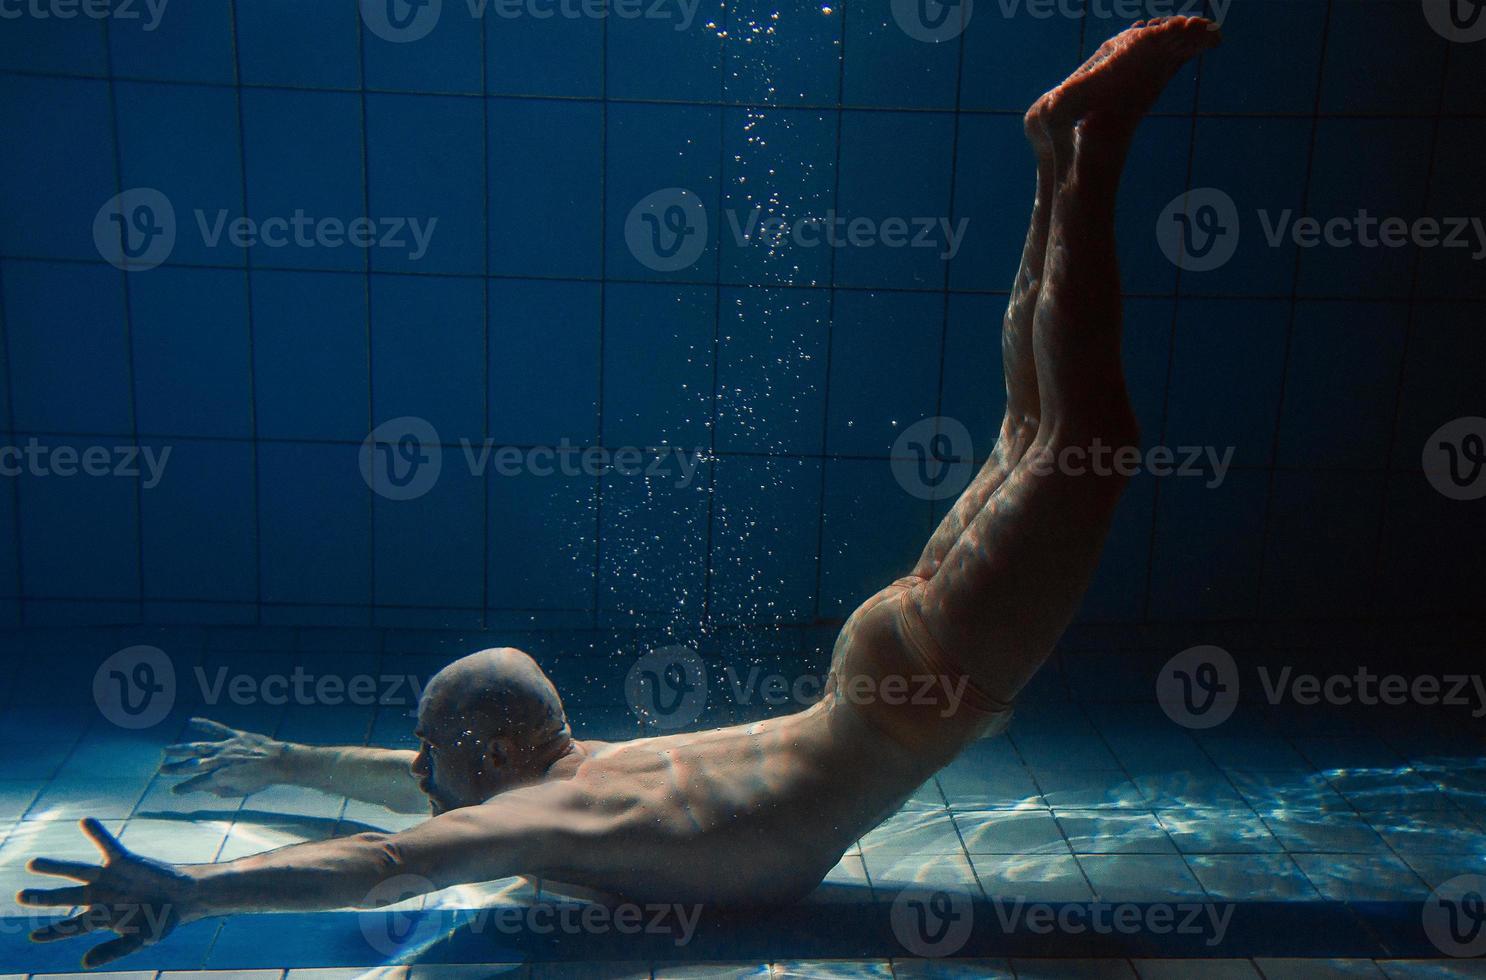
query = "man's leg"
xmin=910 ymin=125 xmax=1052 ymax=579
xmin=911 ymin=17 xmax=1221 ymax=703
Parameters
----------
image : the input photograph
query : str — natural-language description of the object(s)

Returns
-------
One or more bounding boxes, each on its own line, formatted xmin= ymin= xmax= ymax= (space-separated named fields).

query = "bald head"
xmin=413 ymin=648 xmax=571 ymax=812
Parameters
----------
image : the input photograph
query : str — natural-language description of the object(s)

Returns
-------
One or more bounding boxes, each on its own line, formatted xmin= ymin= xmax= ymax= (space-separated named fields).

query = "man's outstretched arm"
xmin=22 ymin=794 xmax=558 ymax=967
xmin=163 ymin=718 xmax=429 ymax=815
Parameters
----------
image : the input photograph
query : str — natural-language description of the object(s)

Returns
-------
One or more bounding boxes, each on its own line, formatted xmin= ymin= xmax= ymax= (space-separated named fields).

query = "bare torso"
xmin=523 ymin=578 xmax=1005 ymax=905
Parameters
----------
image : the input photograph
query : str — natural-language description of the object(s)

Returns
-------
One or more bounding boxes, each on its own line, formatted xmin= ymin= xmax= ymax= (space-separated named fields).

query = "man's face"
xmin=411 ymin=704 xmax=498 ymax=815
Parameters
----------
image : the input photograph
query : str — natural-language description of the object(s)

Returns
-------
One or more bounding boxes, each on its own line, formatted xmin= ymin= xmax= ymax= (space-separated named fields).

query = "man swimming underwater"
xmin=22 ymin=17 xmax=1221 ymax=967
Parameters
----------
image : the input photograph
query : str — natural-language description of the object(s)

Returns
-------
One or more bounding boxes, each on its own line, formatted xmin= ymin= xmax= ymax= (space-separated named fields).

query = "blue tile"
xmin=140 ymin=439 xmax=256 ymax=603
xmin=607 ymin=0 xmax=724 ymax=100
xmin=1391 ymin=302 xmax=1485 ymax=469
xmin=1198 ymin=0 xmax=1326 ymax=114
xmin=961 ymin=7 xmax=1082 ymax=112
xmin=723 ymin=0 xmax=842 ymax=105
xmin=1261 ymin=470 xmax=1385 ymax=619
xmin=1320 ymin=1 xmax=1447 ymax=114
xmin=598 ymin=456 xmax=711 ymax=617
xmin=719 ymin=107 xmax=836 ymax=287
xmin=716 ymin=286 xmax=829 ymax=454
xmin=1442 ymin=36 xmax=1485 ymax=116
xmin=818 ymin=458 xmax=932 ymax=615
xmin=365 ymin=94 xmax=483 ymax=275
xmin=825 ymin=289 xmax=942 ymax=456
xmin=834 ymin=110 xmax=956 ymax=289
xmin=0 ymin=76 xmax=115 ymax=261
xmin=710 ymin=455 xmax=821 ymax=623
xmin=1165 ymin=298 xmax=1289 ymax=467
xmin=250 ymin=269 xmax=370 ymax=441
xmin=488 ymin=469 xmax=597 ymax=613
xmin=375 ymin=455 xmax=484 ymax=619
xmin=605 ymin=103 xmax=722 ymax=283
xmin=842 ymin=6 xmax=958 ymax=108
xmin=107 ymin=0 xmax=234 ymax=83
xmin=1079 ymin=472 xmax=1156 ymax=623
xmin=17 ymin=435 xmax=140 ymax=601
xmin=602 ymin=281 xmax=716 ymax=447
xmin=1418 ymin=120 xmax=1485 ymax=300
xmin=130 ymin=266 xmax=253 ymax=438
xmin=488 ymin=278 xmax=601 ymax=445
xmin=1298 ymin=118 xmax=1434 ymax=299
xmin=939 ymin=293 xmax=1006 ymax=449
xmin=1116 ymin=116 xmax=1191 ymax=297
xmin=485 ymin=2 xmax=602 ymax=97
xmin=240 ymin=88 xmax=366 ymax=272
xmin=363 ymin=2 xmax=483 ymax=92
xmin=258 ymin=441 xmax=372 ymax=609
xmin=488 ymin=98 xmax=603 ymax=279
xmin=0 ymin=0 xmax=107 ymax=73
xmin=1378 ymin=478 xmax=1485 ymax=616
xmin=235 ymin=0 xmax=361 ymax=88
xmin=1186 ymin=117 xmax=1312 ymax=296
xmin=115 ymin=81 xmax=245 ymax=269
xmin=1148 ymin=469 xmax=1268 ymax=620
xmin=1124 ymin=297 xmax=1175 ymax=455
xmin=3 ymin=260 xmax=132 ymax=434
xmin=0 ymin=477 xmax=17 ymax=606
xmin=950 ymin=114 xmax=1031 ymax=292
xmin=1276 ymin=301 xmax=1407 ymax=468
xmin=370 ymin=273 xmax=484 ymax=439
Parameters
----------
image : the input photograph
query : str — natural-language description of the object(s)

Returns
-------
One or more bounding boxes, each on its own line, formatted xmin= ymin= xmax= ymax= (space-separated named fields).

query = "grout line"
xmin=356 ymin=9 xmax=377 ymax=630
xmin=2 ymin=251 xmax=1477 ymax=305
xmin=99 ymin=15 xmax=147 ymax=624
xmin=226 ymin=0 xmax=265 ymax=629
xmin=1251 ymin=0 xmax=1336 ymax=622
xmin=810 ymin=1 xmax=848 ymax=622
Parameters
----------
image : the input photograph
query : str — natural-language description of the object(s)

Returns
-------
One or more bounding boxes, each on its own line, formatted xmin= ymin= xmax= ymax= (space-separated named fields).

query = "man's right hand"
xmin=161 ymin=718 xmax=292 ymax=798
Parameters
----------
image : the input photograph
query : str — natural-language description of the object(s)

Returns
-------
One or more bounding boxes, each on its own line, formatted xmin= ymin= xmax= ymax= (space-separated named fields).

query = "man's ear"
xmin=487 ymin=735 xmax=516 ymax=770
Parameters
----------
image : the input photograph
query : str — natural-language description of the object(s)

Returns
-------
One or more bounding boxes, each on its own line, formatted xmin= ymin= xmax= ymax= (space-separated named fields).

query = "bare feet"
xmin=1025 ymin=16 xmax=1221 ymax=146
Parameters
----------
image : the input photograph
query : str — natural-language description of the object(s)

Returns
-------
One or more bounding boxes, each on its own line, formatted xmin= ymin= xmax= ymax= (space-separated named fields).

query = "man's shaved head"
xmin=413 ymin=648 xmax=571 ymax=813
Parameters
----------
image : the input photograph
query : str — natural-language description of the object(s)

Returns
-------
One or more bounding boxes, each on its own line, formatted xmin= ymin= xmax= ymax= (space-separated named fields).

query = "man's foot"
xmin=1025 ymin=16 xmax=1221 ymax=144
